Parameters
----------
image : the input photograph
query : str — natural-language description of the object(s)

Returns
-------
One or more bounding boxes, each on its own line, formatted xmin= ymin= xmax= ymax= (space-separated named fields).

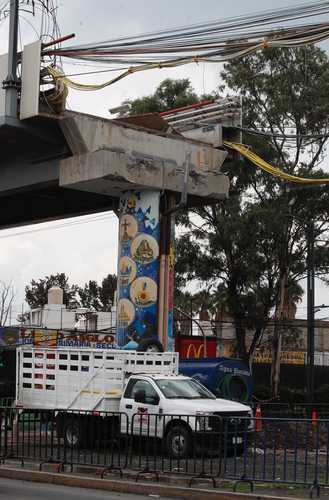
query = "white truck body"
xmin=16 ymin=347 xmax=178 ymax=412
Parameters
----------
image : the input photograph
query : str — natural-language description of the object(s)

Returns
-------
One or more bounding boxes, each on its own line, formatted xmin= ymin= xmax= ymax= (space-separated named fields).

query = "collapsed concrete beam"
xmin=59 ymin=111 xmax=229 ymax=201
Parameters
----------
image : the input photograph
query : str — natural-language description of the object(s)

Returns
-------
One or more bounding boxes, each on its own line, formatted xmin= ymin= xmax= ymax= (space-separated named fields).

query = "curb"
xmin=0 ymin=466 xmax=298 ymax=500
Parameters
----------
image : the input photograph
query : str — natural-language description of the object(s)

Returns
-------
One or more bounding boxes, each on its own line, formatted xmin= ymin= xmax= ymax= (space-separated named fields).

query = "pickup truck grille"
xmin=209 ymin=411 xmax=250 ymax=433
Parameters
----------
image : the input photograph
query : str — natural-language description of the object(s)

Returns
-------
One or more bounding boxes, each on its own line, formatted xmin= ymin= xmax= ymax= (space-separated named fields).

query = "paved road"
xmin=0 ymin=478 xmax=174 ymax=499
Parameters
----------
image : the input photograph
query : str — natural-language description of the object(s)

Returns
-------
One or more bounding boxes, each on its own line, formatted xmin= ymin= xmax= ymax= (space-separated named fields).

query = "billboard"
xmin=253 ymin=350 xmax=306 ymax=365
xmin=176 ymin=337 xmax=217 ymax=359
xmin=0 ymin=327 xmax=116 ymax=350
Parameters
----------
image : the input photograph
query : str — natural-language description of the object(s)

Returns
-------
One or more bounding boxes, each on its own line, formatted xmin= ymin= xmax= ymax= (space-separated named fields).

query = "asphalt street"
xmin=0 ymin=478 xmax=174 ymax=499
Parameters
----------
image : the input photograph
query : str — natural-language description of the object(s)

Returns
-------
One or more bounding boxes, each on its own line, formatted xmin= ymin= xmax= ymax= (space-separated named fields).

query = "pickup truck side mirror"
xmin=134 ymin=389 xmax=146 ymax=403
xmin=148 ymin=395 xmax=160 ymax=406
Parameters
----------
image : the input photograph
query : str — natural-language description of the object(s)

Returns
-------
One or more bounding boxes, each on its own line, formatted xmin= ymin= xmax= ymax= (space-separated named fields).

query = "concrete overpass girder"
xmin=58 ymin=112 xmax=229 ymax=202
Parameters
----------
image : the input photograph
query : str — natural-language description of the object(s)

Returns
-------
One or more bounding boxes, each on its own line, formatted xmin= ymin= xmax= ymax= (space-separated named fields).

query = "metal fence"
xmin=0 ymin=407 xmax=328 ymax=494
xmin=252 ymin=402 xmax=329 ymax=419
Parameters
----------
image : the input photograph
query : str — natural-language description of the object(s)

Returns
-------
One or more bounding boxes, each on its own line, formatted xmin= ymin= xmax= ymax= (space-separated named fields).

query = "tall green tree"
xmin=176 ymin=45 xmax=329 ymax=369
xmin=77 ymin=280 xmax=101 ymax=311
xmin=25 ymin=273 xmax=117 ymax=312
xmin=78 ymin=274 xmax=117 ymax=311
xmin=99 ymin=274 xmax=117 ymax=311
xmin=25 ymin=273 xmax=79 ymax=309
xmin=121 ymin=78 xmax=215 ymax=115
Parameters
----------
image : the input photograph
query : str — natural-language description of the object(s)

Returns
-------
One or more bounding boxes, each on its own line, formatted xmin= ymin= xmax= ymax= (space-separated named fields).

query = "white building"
xmin=25 ymin=286 xmax=116 ymax=332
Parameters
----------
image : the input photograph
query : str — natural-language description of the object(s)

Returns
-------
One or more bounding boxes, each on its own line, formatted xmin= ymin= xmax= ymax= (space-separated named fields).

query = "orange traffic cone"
xmin=255 ymin=406 xmax=262 ymax=432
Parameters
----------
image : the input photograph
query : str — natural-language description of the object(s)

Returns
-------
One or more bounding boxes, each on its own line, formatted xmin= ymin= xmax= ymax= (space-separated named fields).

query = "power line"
xmin=46 ymin=22 xmax=329 ymax=91
xmin=42 ymin=3 xmax=329 ymax=91
xmin=235 ymin=126 xmax=329 ymax=140
xmin=48 ymin=1 xmax=329 ymax=53
xmin=0 ymin=212 xmax=117 ymax=240
xmin=61 ymin=66 xmax=131 ymax=78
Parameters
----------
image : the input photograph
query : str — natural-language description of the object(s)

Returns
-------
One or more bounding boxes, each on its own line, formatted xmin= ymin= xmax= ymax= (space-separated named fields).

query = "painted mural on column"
xmin=167 ymin=219 xmax=175 ymax=352
xmin=117 ymin=191 xmax=160 ymax=349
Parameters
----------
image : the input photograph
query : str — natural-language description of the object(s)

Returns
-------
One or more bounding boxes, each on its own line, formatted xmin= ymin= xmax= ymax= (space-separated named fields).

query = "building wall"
xmin=253 ymin=320 xmax=329 ymax=353
xmin=178 ymin=315 xmax=329 ymax=357
xmin=27 ymin=305 xmax=116 ymax=332
xmin=41 ymin=306 xmax=76 ymax=330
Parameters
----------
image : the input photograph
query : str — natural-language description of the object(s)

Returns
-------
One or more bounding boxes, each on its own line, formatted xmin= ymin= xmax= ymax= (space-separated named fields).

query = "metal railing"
xmin=251 ymin=402 xmax=329 ymax=419
xmin=0 ymin=407 xmax=328 ymax=494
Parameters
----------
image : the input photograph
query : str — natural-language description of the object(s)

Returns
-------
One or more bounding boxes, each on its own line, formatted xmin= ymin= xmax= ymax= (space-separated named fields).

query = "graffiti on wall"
xmin=167 ymin=240 xmax=175 ymax=352
xmin=117 ymin=191 xmax=160 ymax=348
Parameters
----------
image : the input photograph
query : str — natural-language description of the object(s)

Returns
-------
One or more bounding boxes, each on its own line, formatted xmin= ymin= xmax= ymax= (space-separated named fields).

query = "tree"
xmin=0 ymin=281 xmax=14 ymax=326
xmin=99 ymin=274 xmax=117 ymax=311
xmin=121 ymin=78 xmax=215 ymax=115
xmin=25 ymin=273 xmax=117 ymax=312
xmin=77 ymin=280 xmax=101 ymax=311
xmin=77 ymin=274 xmax=117 ymax=311
xmin=176 ymin=45 xmax=329 ymax=377
xmin=25 ymin=273 xmax=79 ymax=309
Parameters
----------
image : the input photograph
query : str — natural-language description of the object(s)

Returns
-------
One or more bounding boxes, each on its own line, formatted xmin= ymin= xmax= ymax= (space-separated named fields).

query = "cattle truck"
xmin=15 ymin=347 xmax=253 ymax=458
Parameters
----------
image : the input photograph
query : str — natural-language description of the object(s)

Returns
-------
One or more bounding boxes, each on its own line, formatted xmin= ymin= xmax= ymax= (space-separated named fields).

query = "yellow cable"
xmin=48 ymin=65 xmax=130 ymax=90
xmin=224 ymin=141 xmax=329 ymax=185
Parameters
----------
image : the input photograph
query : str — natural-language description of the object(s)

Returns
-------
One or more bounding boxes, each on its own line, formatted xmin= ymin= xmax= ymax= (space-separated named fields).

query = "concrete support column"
xmin=116 ymin=190 xmax=161 ymax=350
xmin=158 ymin=195 xmax=176 ymax=352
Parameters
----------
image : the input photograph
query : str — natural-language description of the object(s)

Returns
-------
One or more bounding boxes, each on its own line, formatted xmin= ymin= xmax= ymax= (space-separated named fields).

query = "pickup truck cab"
xmin=120 ymin=374 xmax=252 ymax=457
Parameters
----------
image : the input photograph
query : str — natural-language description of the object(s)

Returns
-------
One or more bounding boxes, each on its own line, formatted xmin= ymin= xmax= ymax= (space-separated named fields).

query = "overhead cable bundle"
xmin=43 ymin=1 xmax=329 ymax=90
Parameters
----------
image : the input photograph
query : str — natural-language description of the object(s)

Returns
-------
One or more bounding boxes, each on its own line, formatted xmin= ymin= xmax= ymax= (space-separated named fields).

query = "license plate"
xmin=232 ymin=437 xmax=243 ymax=444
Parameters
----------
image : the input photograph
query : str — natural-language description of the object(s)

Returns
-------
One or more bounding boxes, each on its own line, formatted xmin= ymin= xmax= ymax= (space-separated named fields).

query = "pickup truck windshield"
xmin=155 ymin=378 xmax=216 ymax=399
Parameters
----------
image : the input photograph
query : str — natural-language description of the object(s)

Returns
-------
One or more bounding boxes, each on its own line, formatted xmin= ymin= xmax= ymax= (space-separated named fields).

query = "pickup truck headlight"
xmin=248 ymin=409 xmax=254 ymax=430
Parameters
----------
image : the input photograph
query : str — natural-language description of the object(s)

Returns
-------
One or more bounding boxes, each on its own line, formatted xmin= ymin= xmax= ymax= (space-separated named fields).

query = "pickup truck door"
xmin=120 ymin=378 xmax=161 ymax=437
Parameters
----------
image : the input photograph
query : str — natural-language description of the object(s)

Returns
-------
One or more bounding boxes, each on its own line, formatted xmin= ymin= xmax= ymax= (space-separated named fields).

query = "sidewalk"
xmin=0 ymin=459 xmax=326 ymax=499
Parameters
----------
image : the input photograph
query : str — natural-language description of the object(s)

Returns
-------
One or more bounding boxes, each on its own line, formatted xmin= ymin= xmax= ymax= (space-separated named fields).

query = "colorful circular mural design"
xmin=130 ymin=277 xmax=158 ymax=308
xmin=130 ymin=234 xmax=159 ymax=265
xmin=119 ymin=214 xmax=138 ymax=243
xmin=119 ymin=256 xmax=137 ymax=287
xmin=117 ymin=298 xmax=135 ymax=327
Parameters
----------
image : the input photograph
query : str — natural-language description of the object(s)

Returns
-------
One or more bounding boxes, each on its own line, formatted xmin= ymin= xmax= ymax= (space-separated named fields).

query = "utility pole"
xmin=306 ymin=219 xmax=315 ymax=402
xmin=3 ymin=0 xmax=19 ymax=117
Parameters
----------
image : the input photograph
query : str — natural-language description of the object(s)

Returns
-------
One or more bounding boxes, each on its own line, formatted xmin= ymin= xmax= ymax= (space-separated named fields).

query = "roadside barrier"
xmin=129 ymin=413 xmax=223 ymax=485
xmin=251 ymin=402 xmax=329 ymax=419
xmin=0 ymin=406 xmax=329 ymax=495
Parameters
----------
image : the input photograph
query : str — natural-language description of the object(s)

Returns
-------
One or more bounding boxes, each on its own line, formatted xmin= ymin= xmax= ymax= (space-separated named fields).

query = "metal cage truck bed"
xmin=15 ymin=347 xmax=253 ymax=458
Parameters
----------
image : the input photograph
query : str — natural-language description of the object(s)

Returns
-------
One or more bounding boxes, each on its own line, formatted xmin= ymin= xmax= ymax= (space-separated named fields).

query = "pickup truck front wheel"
xmin=166 ymin=425 xmax=192 ymax=459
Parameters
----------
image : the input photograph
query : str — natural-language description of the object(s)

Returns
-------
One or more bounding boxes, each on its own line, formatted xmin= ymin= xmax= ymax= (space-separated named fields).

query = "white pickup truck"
xmin=15 ymin=347 xmax=253 ymax=458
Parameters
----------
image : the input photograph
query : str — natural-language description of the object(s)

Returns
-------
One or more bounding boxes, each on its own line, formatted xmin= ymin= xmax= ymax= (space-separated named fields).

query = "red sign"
xmin=175 ymin=336 xmax=217 ymax=359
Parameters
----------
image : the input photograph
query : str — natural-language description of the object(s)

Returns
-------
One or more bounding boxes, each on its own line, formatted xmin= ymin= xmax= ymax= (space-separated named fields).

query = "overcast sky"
xmin=0 ymin=0 xmax=328 ymax=320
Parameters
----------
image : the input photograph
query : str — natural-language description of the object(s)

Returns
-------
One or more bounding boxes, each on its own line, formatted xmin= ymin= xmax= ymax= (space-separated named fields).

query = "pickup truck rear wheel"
xmin=166 ymin=425 xmax=192 ymax=459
